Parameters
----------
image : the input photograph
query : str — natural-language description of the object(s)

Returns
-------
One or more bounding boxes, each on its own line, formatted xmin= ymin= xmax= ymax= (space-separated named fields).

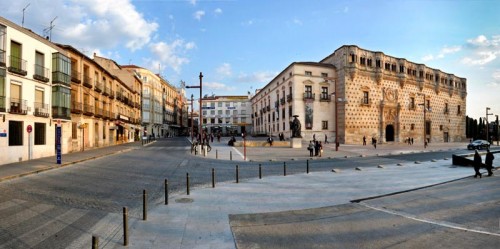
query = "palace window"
xmin=376 ymin=59 xmax=381 ymax=68
xmin=410 ymin=124 xmax=415 ymax=130
xmin=321 ymin=73 xmax=328 ymax=77
xmin=367 ymin=58 xmax=372 ymax=67
xmin=305 ymin=71 xmax=312 ymax=76
xmin=362 ymin=91 xmax=369 ymax=105
xmin=322 ymin=121 xmax=328 ymax=130
xmin=409 ymin=97 xmax=415 ymax=110
xmin=360 ymin=57 xmax=366 ymax=65
xmin=444 ymin=103 xmax=449 ymax=114
xmin=457 ymin=105 xmax=461 ymax=115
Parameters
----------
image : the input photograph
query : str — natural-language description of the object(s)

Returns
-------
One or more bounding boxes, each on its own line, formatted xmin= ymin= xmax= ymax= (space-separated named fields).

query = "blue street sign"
xmin=56 ymin=126 xmax=62 ymax=164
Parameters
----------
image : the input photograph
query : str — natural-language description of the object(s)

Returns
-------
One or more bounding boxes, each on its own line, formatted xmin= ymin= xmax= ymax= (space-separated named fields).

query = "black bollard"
xmin=92 ymin=236 xmax=98 ymax=249
xmin=186 ymin=173 xmax=190 ymax=195
xmin=259 ymin=164 xmax=262 ymax=179
xmin=284 ymin=162 xmax=287 ymax=176
xmin=236 ymin=165 xmax=239 ymax=183
xmin=212 ymin=168 xmax=215 ymax=188
xmin=164 ymin=179 xmax=168 ymax=205
xmin=143 ymin=190 xmax=147 ymax=221
xmin=230 ymin=151 xmax=232 ymax=161
xmin=216 ymin=150 xmax=218 ymax=159
xmin=123 ymin=207 xmax=128 ymax=246
xmin=307 ymin=159 xmax=309 ymax=174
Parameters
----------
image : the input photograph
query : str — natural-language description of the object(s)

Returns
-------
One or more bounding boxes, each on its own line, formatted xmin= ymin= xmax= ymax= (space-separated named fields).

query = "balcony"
xmin=103 ymin=110 xmax=110 ymax=120
xmin=8 ymin=98 xmax=28 ymax=115
xmin=33 ymin=102 xmax=50 ymax=117
xmin=116 ymin=92 xmax=123 ymax=101
xmin=109 ymin=111 xmax=116 ymax=120
xmin=303 ymin=93 xmax=315 ymax=101
xmin=287 ymin=94 xmax=292 ymax=102
xmin=109 ymin=90 xmax=115 ymax=99
xmin=8 ymin=55 xmax=27 ymax=76
xmin=52 ymin=71 xmax=71 ymax=87
xmin=266 ymin=106 xmax=270 ymax=111
xmin=0 ymin=96 xmax=5 ymax=112
xmin=319 ymin=94 xmax=331 ymax=102
xmin=71 ymin=101 xmax=83 ymax=114
xmin=71 ymin=68 xmax=81 ymax=84
xmin=52 ymin=106 xmax=71 ymax=120
xmin=262 ymin=107 xmax=267 ymax=113
xmin=0 ymin=49 xmax=5 ymax=67
xmin=94 ymin=81 xmax=103 ymax=93
xmin=280 ymin=97 xmax=286 ymax=105
xmin=83 ymin=75 xmax=93 ymax=88
xmin=94 ymin=107 xmax=103 ymax=118
xmin=33 ymin=64 xmax=50 ymax=83
xmin=83 ymin=104 xmax=94 ymax=116
xmin=103 ymin=86 xmax=109 ymax=96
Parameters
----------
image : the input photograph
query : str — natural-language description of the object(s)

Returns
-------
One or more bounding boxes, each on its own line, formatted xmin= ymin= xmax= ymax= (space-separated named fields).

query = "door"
xmin=385 ymin=125 xmax=395 ymax=142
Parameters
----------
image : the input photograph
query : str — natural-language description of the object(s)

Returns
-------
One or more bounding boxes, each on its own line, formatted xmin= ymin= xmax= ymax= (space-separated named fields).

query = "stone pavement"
xmin=193 ymin=137 xmax=470 ymax=161
xmin=120 ymin=157 xmax=499 ymax=249
xmin=0 ymin=140 xmax=154 ymax=182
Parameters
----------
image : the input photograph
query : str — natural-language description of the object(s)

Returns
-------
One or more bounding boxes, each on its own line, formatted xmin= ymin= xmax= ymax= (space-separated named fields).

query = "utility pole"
xmin=486 ymin=107 xmax=492 ymax=142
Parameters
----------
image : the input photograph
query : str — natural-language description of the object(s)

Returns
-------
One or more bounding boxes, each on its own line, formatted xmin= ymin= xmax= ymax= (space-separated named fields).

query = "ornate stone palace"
xmin=251 ymin=45 xmax=467 ymax=144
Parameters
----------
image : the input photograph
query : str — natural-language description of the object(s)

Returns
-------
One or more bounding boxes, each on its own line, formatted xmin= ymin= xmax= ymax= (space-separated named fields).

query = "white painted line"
xmin=359 ymin=202 xmax=500 ymax=237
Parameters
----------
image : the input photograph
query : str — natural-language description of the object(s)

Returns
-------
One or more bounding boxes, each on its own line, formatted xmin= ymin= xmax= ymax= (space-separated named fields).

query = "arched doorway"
xmin=385 ymin=125 xmax=395 ymax=142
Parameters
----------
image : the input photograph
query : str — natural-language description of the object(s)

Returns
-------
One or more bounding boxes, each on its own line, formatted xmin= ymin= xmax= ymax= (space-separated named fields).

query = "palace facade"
xmin=251 ymin=45 xmax=467 ymax=144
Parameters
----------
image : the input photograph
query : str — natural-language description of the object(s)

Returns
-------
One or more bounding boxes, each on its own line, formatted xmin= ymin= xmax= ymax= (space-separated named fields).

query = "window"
xmin=321 ymin=73 xmax=328 ymax=77
xmin=367 ymin=58 xmax=372 ymax=67
xmin=321 ymin=87 xmax=329 ymax=100
xmin=218 ymin=102 xmax=222 ymax=107
xmin=425 ymin=121 xmax=431 ymax=135
xmin=9 ymin=120 xmax=23 ymax=146
xmin=210 ymin=102 xmax=215 ymax=107
xmin=305 ymin=71 xmax=312 ymax=76
xmin=409 ymin=97 xmax=415 ymax=109
xmin=202 ymin=110 xmax=207 ymax=116
xmin=444 ymin=103 xmax=449 ymax=114
xmin=210 ymin=110 xmax=215 ymax=115
xmin=225 ymin=102 xmax=230 ymax=107
xmin=426 ymin=100 xmax=431 ymax=110
xmin=362 ymin=91 xmax=369 ymax=105
xmin=226 ymin=110 xmax=230 ymax=115
xmin=289 ymin=106 xmax=292 ymax=117
xmin=360 ymin=57 xmax=366 ymax=65
xmin=457 ymin=105 xmax=461 ymax=115
xmin=72 ymin=122 xmax=77 ymax=139
xmin=218 ymin=110 xmax=222 ymax=115
xmin=322 ymin=121 xmax=328 ymax=130
xmin=233 ymin=110 xmax=238 ymax=115
xmin=34 ymin=122 xmax=46 ymax=145
xmin=305 ymin=85 xmax=312 ymax=98
xmin=210 ymin=118 xmax=215 ymax=124
xmin=410 ymin=124 xmax=415 ymax=130
xmin=241 ymin=110 xmax=246 ymax=115
xmin=376 ymin=59 xmax=381 ymax=68
xmin=35 ymin=51 xmax=45 ymax=77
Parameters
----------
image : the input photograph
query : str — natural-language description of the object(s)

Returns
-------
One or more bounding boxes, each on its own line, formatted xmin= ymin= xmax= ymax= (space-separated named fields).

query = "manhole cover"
xmin=175 ymin=198 xmax=194 ymax=203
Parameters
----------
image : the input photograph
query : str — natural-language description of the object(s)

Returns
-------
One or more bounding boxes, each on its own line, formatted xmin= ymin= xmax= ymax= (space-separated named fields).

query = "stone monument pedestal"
xmin=291 ymin=138 xmax=302 ymax=148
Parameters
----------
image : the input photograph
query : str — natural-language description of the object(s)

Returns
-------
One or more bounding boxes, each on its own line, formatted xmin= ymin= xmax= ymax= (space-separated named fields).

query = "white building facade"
xmin=201 ymin=95 xmax=252 ymax=136
xmin=0 ymin=16 xmax=72 ymax=165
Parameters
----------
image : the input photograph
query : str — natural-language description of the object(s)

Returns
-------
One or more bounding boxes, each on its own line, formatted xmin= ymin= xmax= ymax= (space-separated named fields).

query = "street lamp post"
xmin=190 ymin=94 xmax=194 ymax=142
xmin=486 ymin=107 xmax=492 ymax=142
xmin=417 ymin=93 xmax=429 ymax=149
xmin=186 ymin=72 xmax=203 ymax=141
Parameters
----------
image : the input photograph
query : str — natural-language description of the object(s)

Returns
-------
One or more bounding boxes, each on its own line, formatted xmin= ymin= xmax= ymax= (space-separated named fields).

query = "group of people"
xmin=307 ymin=140 xmax=323 ymax=157
xmin=473 ymin=149 xmax=495 ymax=178
xmin=362 ymin=136 xmax=377 ymax=149
xmin=405 ymin=137 xmax=415 ymax=145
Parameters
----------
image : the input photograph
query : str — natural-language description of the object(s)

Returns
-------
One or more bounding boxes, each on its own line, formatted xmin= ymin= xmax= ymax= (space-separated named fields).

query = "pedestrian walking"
xmin=324 ymin=134 xmax=329 ymax=144
xmin=485 ymin=149 xmax=494 ymax=176
xmin=473 ymin=150 xmax=482 ymax=178
xmin=363 ymin=136 xmax=366 ymax=146
xmin=267 ymin=136 xmax=273 ymax=146
xmin=313 ymin=134 xmax=316 ymax=142
xmin=308 ymin=141 xmax=314 ymax=157
xmin=372 ymin=137 xmax=377 ymax=149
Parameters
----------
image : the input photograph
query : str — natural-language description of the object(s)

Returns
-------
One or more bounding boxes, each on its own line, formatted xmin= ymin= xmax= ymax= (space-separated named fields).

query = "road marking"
xmin=358 ymin=202 xmax=500 ymax=237
xmin=232 ymin=147 xmax=245 ymax=160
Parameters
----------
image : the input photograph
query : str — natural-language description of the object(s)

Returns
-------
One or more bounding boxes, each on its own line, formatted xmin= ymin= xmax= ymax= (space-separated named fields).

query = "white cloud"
xmin=1 ymin=0 xmax=158 ymax=52
xmin=204 ymin=82 xmax=236 ymax=91
xmin=148 ymin=39 xmax=195 ymax=73
xmin=189 ymin=0 xmax=197 ymax=6
xmin=421 ymin=54 xmax=434 ymax=62
xmin=237 ymin=71 xmax=277 ymax=83
xmin=293 ymin=18 xmax=303 ymax=26
xmin=493 ymin=70 xmax=500 ymax=81
xmin=461 ymin=35 xmax=500 ymax=66
xmin=216 ymin=63 xmax=232 ymax=77
xmin=194 ymin=10 xmax=205 ymax=21
xmin=214 ymin=8 xmax=222 ymax=15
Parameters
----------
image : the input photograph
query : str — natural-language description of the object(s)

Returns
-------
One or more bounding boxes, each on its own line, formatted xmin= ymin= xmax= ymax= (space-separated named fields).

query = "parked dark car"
xmin=467 ymin=140 xmax=490 ymax=150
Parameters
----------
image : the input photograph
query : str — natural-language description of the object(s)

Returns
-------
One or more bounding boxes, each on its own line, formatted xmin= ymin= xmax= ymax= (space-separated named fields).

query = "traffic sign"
xmin=27 ymin=125 xmax=32 ymax=133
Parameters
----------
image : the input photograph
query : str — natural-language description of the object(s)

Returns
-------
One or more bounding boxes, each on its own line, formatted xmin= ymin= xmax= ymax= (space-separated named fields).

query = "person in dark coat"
xmin=308 ymin=141 xmax=314 ymax=157
xmin=473 ymin=150 xmax=482 ymax=178
xmin=314 ymin=141 xmax=319 ymax=156
xmin=485 ymin=149 xmax=494 ymax=176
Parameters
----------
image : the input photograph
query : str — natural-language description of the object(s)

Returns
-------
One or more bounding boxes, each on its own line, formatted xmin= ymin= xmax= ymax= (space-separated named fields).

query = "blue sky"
xmin=2 ymin=0 xmax=499 ymax=120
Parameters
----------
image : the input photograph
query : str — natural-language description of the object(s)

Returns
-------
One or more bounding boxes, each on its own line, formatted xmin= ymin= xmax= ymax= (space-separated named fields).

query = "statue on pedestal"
xmin=290 ymin=115 xmax=302 ymax=138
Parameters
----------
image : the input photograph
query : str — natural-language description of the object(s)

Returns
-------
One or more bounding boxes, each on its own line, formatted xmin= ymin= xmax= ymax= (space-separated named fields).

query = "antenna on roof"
xmin=43 ymin=16 xmax=57 ymax=41
xmin=22 ymin=3 xmax=30 ymax=27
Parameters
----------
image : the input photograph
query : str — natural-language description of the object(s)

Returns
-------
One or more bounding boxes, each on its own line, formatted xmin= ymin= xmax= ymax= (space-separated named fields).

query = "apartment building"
xmin=0 ymin=16 xmax=72 ymax=164
xmin=57 ymin=45 xmax=141 ymax=152
xmin=202 ymin=95 xmax=252 ymax=136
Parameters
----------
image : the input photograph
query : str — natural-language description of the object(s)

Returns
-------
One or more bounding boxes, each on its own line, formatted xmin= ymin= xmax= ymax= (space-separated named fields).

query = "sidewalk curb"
xmin=0 ymin=148 xmax=135 ymax=183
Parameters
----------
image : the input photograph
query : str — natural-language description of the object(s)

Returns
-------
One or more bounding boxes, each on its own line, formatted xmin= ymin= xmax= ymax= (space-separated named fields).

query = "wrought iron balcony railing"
xmin=8 ymin=55 xmax=27 ymax=76
xmin=34 ymin=64 xmax=50 ymax=83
